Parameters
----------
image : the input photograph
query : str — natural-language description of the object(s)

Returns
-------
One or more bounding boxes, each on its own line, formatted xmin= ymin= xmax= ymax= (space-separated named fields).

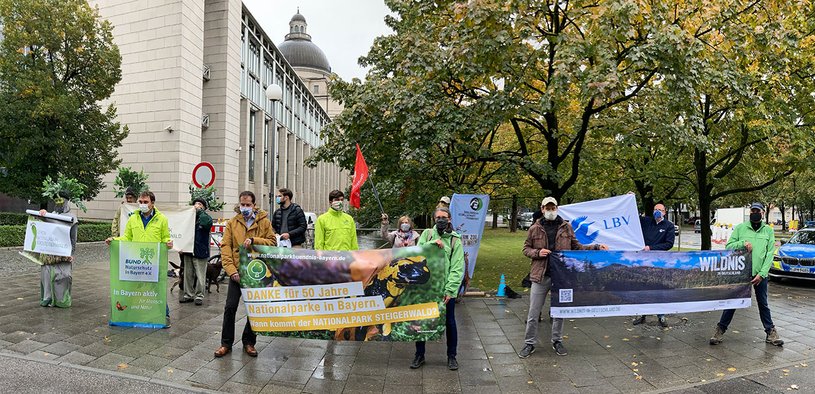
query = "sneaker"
xmin=632 ymin=316 xmax=646 ymax=325
xmin=179 ymin=297 xmax=193 ymax=303
xmin=518 ymin=344 xmax=535 ymax=358
xmin=710 ymin=326 xmax=725 ymax=345
xmin=552 ymin=341 xmax=568 ymax=356
xmin=658 ymin=316 xmax=669 ymax=328
xmin=447 ymin=356 xmax=458 ymax=370
xmin=765 ymin=327 xmax=784 ymax=346
xmin=409 ymin=355 xmax=425 ymax=369
xmin=194 ymin=298 xmax=203 ymax=306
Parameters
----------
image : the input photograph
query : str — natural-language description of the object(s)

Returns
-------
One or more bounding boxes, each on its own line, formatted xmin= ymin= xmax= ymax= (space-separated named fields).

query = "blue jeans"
xmin=717 ymin=277 xmax=774 ymax=333
xmin=415 ymin=298 xmax=457 ymax=358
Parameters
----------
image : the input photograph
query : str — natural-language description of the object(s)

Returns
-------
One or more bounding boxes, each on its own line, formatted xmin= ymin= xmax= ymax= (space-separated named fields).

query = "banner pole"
xmin=368 ymin=174 xmax=385 ymax=215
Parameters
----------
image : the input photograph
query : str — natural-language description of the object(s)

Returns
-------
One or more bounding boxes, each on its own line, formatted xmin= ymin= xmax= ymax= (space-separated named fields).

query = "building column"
xmin=238 ymin=100 xmax=249 ymax=190
xmin=277 ymin=126 xmax=288 ymax=190
xmin=287 ymin=133 xmax=297 ymax=198
xmin=251 ymin=109 xmax=264 ymax=210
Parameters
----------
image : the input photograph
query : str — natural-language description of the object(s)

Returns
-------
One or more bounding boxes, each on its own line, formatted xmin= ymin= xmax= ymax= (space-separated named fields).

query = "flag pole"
xmin=368 ymin=174 xmax=385 ymax=215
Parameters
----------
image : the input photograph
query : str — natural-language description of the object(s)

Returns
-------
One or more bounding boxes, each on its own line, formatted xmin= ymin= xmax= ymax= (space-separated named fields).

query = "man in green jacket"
xmin=710 ymin=202 xmax=783 ymax=346
xmin=314 ymin=190 xmax=358 ymax=251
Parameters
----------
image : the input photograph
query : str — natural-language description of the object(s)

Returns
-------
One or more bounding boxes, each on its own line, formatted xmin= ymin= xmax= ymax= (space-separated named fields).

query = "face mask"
xmin=275 ymin=196 xmax=282 ymax=205
xmin=436 ymin=218 xmax=449 ymax=232
xmin=240 ymin=207 xmax=253 ymax=218
xmin=653 ymin=210 xmax=663 ymax=220
xmin=749 ymin=212 xmax=762 ymax=223
xmin=139 ymin=204 xmax=150 ymax=213
xmin=331 ymin=201 xmax=343 ymax=211
xmin=543 ymin=210 xmax=558 ymax=221
xmin=400 ymin=223 xmax=411 ymax=232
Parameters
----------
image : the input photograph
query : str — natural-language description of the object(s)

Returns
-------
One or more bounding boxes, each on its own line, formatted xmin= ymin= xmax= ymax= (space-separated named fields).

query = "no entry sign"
xmin=192 ymin=162 xmax=216 ymax=188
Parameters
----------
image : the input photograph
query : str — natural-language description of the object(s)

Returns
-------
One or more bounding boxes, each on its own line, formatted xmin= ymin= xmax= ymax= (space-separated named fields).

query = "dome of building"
xmin=279 ymin=11 xmax=331 ymax=73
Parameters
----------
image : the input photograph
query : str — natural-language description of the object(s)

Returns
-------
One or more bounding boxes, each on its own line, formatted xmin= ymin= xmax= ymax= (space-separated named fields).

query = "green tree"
xmin=113 ymin=166 xmax=149 ymax=198
xmin=0 ymin=0 xmax=126 ymax=204
xmin=188 ymin=184 xmax=226 ymax=212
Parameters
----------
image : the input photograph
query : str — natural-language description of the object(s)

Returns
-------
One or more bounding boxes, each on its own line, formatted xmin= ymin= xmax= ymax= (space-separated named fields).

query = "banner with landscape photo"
xmin=549 ymin=250 xmax=753 ymax=318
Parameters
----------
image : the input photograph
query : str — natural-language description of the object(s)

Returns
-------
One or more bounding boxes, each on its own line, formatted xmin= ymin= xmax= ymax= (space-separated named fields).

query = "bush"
xmin=77 ymin=223 xmax=111 ymax=242
xmin=0 ymin=225 xmax=26 ymax=247
xmin=0 ymin=212 xmax=29 ymax=225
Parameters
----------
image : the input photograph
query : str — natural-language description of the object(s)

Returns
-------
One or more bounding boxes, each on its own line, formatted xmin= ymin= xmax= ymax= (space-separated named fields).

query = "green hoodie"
xmin=418 ymin=228 xmax=465 ymax=298
xmin=116 ymin=207 xmax=171 ymax=244
xmin=314 ymin=209 xmax=358 ymax=251
xmin=726 ymin=221 xmax=775 ymax=278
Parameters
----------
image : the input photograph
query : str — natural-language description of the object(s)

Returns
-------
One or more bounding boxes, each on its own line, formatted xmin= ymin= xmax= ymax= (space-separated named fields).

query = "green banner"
xmin=109 ymin=241 xmax=168 ymax=328
xmin=239 ymin=244 xmax=447 ymax=341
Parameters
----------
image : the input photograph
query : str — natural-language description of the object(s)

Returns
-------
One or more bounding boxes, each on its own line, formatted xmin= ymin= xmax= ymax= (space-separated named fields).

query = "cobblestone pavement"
xmin=1 ymin=243 xmax=813 ymax=393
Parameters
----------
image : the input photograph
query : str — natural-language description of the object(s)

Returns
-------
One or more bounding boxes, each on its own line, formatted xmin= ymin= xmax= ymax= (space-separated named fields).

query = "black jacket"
xmin=639 ymin=216 xmax=675 ymax=251
xmin=193 ymin=209 xmax=213 ymax=259
xmin=272 ymin=203 xmax=307 ymax=246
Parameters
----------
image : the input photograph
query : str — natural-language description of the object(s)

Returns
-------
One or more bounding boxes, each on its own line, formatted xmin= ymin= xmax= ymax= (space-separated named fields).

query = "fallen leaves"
xmin=117 ymin=363 xmax=128 ymax=370
xmin=790 ymin=384 xmax=799 ymax=390
xmin=727 ymin=367 xmax=737 ymax=372
xmin=716 ymin=373 xmax=725 ymax=377
xmin=622 ymin=338 xmax=630 ymax=342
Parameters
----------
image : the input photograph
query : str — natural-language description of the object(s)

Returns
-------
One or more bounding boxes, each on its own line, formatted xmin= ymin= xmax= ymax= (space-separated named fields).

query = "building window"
xmin=249 ymin=111 xmax=256 ymax=182
xmin=263 ymin=121 xmax=269 ymax=184
xmin=313 ymin=84 xmax=319 ymax=94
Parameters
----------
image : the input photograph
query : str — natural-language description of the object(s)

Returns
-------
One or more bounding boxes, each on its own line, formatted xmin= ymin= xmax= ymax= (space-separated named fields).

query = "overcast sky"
xmin=242 ymin=0 xmax=393 ymax=81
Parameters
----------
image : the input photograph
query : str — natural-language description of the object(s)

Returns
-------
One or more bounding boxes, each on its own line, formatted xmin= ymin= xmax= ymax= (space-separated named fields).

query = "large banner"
xmin=450 ymin=194 xmax=490 ymax=286
xmin=558 ymin=194 xmax=645 ymax=251
xmin=119 ymin=204 xmax=195 ymax=252
xmin=23 ymin=210 xmax=75 ymax=257
xmin=239 ymin=244 xmax=446 ymax=341
xmin=548 ymin=250 xmax=753 ymax=318
xmin=109 ymin=241 xmax=168 ymax=328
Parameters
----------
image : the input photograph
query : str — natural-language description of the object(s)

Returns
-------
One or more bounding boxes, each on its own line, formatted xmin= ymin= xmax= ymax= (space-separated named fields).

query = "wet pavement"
xmin=0 ymin=243 xmax=813 ymax=393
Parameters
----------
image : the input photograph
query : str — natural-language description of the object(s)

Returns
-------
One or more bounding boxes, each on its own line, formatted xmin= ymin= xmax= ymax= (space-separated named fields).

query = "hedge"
xmin=0 ymin=223 xmax=110 ymax=247
xmin=0 ymin=212 xmax=29 ymax=225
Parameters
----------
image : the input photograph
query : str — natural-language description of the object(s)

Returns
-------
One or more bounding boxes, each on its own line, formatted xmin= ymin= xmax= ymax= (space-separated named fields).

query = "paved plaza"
xmin=1 ymin=242 xmax=813 ymax=393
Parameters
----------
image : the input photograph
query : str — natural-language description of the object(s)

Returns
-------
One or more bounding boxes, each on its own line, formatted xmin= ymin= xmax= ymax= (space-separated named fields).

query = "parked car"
xmin=693 ymin=219 xmax=702 ymax=233
xmin=518 ymin=212 xmax=535 ymax=230
xmin=685 ymin=216 xmax=700 ymax=225
xmin=771 ymin=228 xmax=815 ymax=281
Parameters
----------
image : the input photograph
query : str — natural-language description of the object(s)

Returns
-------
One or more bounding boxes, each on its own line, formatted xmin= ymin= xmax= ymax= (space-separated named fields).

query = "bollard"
xmin=496 ymin=273 xmax=507 ymax=297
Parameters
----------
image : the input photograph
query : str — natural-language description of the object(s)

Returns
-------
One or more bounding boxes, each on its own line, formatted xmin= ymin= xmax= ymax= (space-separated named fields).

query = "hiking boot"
xmin=194 ymin=298 xmax=203 ymax=306
xmin=710 ymin=326 xmax=725 ymax=345
xmin=518 ymin=344 xmax=535 ymax=358
xmin=552 ymin=341 xmax=568 ymax=356
xmin=447 ymin=356 xmax=458 ymax=370
xmin=766 ymin=327 xmax=784 ymax=346
xmin=632 ymin=316 xmax=646 ymax=325
xmin=409 ymin=355 xmax=425 ymax=369
xmin=658 ymin=316 xmax=669 ymax=328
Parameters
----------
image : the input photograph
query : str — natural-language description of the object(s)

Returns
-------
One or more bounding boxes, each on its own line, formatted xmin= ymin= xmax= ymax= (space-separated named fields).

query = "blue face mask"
xmin=240 ymin=207 xmax=253 ymax=218
xmin=275 ymin=196 xmax=282 ymax=205
xmin=653 ymin=210 xmax=663 ymax=220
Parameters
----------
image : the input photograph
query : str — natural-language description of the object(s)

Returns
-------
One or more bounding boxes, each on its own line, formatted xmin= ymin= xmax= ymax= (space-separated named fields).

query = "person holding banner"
xmin=410 ymin=207 xmax=464 ymax=371
xmin=179 ymin=198 xmax=213 ymax=305
xmin=380 ymin=214 xmax=419 ymax=248
xmin=37 ymin=191 xmax=79 ymax=308
xmin=518 ymin=197 xmax=608 ymax=358
xmin=632 ymin=202 xmax=675 ymax=328
xmin=710 ymin=202 xmax=784 ymax=347
xmin=214 ymin=191 xmax=277 ymax=358
xmin=106 ymin=191 xmax=173 ymax=323
xmin=314 ymin=190 xmax=358 ymax=251
xmin=111 ymin=187 xmax=137 ymax=237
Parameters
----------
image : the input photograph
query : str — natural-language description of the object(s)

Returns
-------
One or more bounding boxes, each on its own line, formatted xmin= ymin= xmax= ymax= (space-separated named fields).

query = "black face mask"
xmin=436 ymin=218 xmax=450 ymax=233
xmin=749 ymin=212 xmax=762 ymax=223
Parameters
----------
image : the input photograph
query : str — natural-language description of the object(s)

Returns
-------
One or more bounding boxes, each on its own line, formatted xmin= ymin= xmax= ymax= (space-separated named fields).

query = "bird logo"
xmin=572 ymin=216 xmax=599 ymax=244
xmin=115 ymin=301 xmax=127 ymax=311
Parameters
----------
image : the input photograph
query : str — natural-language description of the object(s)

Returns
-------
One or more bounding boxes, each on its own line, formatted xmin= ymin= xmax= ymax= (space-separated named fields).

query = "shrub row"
xmin=0 ymin=212 xmax=29 ymax=225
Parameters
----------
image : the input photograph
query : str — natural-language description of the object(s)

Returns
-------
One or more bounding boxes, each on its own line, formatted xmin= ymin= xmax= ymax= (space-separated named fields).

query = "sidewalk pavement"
xmin=0 ymin=243 xmax=813 ymax=393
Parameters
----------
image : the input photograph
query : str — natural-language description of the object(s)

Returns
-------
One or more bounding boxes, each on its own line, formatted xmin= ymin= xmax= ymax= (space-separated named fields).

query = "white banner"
xmin=450 ymin=194 xmax=490 ymax=282
xmin=557 ymin=194 xmax=645 ymax=251
xmin=119 ymin=204 xmax=195 ymax=252
xmin=23 ymin=215 xmax=74 ymax=257
xmin=118 ymin=241 xmax=161 ymax=282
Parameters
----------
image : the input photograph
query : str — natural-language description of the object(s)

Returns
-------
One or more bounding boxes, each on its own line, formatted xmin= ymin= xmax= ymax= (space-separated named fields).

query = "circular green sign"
xmin=469 ymin=197 xmax=483 ymax=211
xmin=246 ymin=259 xmax=267 ymax=281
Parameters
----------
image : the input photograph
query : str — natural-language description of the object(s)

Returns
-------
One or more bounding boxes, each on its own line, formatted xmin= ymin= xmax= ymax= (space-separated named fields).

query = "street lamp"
xmin=265 ymin=83 xmax=283 ymax=209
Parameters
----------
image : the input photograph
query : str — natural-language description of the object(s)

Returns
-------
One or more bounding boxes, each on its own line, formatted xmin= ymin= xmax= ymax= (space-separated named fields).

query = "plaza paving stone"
xmin=0 ymin=243 xmax=813 ymax=393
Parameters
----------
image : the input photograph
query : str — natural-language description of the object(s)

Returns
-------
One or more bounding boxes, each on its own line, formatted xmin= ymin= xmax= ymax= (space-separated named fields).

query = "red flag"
xmin=350 ymin=143 xmax=369 ymax=209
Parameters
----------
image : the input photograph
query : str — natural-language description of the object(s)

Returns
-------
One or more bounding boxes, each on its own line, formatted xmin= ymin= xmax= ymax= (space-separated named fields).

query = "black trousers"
xmin=220 ymin=279 xmax=256 ymax=347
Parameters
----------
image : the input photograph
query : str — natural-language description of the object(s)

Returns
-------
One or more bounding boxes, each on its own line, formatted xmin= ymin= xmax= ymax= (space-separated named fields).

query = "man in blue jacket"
xmin=633 ymin=202 xmax=675 ymax=327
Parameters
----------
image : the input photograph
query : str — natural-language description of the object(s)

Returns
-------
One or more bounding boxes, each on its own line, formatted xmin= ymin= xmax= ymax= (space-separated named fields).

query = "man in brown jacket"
xmin=214 ymin=191 xmax=276 ymax=358
xmin=518 ymin=197 xmax=607 ymax=358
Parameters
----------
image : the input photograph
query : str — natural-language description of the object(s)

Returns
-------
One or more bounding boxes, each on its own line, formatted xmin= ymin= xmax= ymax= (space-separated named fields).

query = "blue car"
xmin=771 ymin=228 xmax=815 ymax=281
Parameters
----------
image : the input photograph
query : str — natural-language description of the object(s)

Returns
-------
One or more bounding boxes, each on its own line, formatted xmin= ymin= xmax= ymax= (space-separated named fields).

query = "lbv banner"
xmin=548 ymin=250 xmax=753 ymax=318
xmin=558 ymin=194 xmax=645 ymax=251
xmin=239 ymin=244 xmax=447 ymax=341
xmin=450 ymin=194 xmax=490 ymax=289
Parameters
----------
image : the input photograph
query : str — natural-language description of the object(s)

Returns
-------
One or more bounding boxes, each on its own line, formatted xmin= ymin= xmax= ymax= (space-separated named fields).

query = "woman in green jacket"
xmin=410 ymin=207 xmax=464 ymax=371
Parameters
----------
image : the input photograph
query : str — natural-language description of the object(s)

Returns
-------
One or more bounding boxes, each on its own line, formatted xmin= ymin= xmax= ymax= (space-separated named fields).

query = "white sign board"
xmin=23 ymin=213 xmax=74 ymax=257
xmin=119 ymin=204 xmax=195 ymax=252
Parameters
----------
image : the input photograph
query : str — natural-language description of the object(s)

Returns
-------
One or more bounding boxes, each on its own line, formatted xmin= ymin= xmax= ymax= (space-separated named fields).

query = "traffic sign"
xmin=192 ymin=162 xmax=216 ymax=188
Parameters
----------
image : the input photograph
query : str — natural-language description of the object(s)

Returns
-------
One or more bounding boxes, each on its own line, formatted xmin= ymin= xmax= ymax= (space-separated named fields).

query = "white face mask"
xmin=139 ymin=203 xmax=150 ymax=213
xmin=400 ymin=223 xmax=411 ymax=232
xmin=331 ymin=201 xmax=343 ymax=211
xmin=543 ymin=210 xmax=558 ymax=221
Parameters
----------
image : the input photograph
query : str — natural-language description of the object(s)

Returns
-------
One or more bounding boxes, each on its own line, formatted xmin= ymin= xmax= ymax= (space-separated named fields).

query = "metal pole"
xmin=269 ymin=100 xmax=277 ymax=209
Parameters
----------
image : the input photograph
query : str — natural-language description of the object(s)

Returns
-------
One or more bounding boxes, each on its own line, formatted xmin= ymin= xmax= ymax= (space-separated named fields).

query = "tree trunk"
xmin=695 ymin=147 xmax=713 ymax=250
xmin=780 ymin=201 xmax=786 ymax=231
xmin=509 ymin=195 xmax=518 ymax=233
xmin=492 ymin=211 xmax=498 ymax=229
